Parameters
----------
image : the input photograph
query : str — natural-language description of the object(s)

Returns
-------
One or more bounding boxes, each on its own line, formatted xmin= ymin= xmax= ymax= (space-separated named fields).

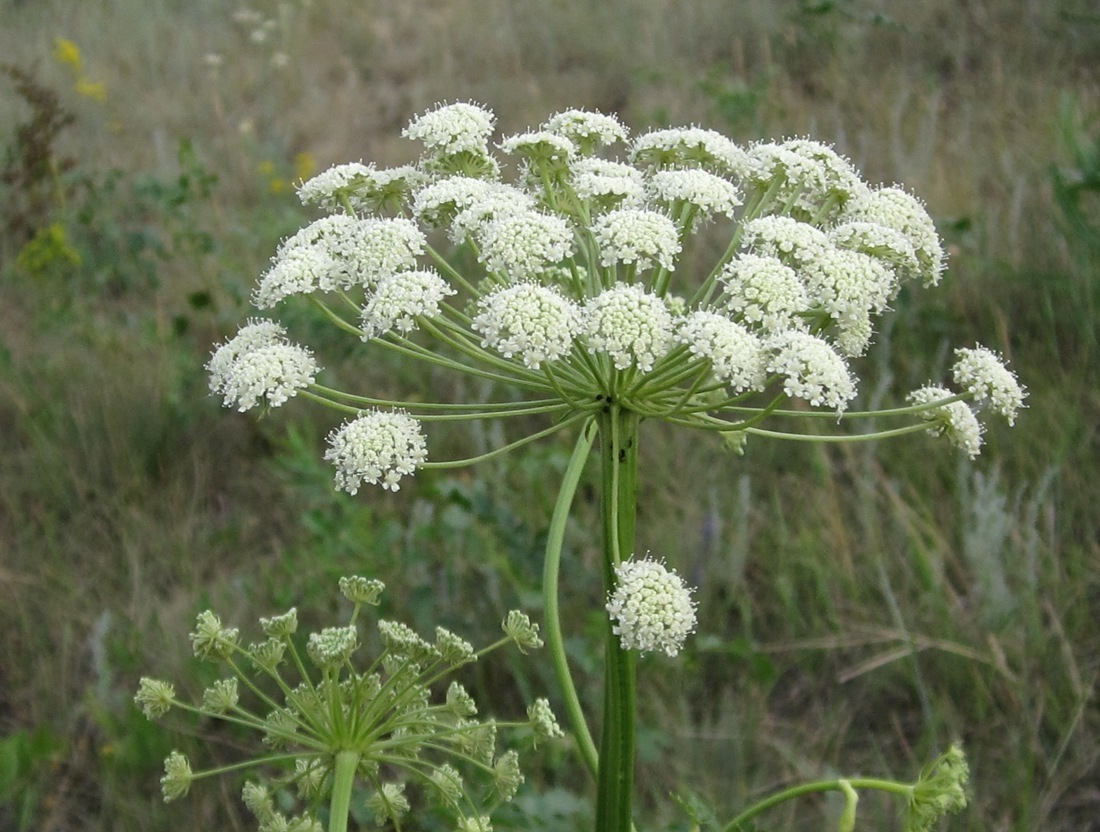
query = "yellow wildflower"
xmin=75 ymin=78 xmax=107 ymax=102
xmin=54 ymin=37 xmax=82 ymax=71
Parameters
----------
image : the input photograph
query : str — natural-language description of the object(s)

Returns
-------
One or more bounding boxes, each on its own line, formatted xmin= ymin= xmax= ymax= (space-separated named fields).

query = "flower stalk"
xmin=595 ymin=404 xmax=640 ymax=832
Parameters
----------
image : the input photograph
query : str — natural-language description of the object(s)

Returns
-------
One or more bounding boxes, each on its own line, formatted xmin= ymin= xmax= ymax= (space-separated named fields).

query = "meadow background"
xmin=1 ymin=0 xmax=1098 ymax=829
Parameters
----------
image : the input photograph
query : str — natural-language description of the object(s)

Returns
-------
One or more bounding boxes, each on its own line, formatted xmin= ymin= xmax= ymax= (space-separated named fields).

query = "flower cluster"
xmin=206 ymin=101 xmax=1026 ymax=497
xmin=137 ymin=577 xmax=561 ymax=830
xmin=606 ymin=557 xmax=698 ymax=657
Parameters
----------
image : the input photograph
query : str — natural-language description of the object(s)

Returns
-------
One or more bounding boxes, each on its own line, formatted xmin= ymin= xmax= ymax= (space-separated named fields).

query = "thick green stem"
xmin=595 ymin=405 xmax=639 ymax=832
xmin=328 ymin=750 xmax=360 ymax=832
xmin=543 ymin=419 xmax=600 ymax=776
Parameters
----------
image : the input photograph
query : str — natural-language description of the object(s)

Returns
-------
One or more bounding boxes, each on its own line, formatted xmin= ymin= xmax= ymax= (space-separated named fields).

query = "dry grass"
xmin=2 ymin=0 xmax=1099 ymax=829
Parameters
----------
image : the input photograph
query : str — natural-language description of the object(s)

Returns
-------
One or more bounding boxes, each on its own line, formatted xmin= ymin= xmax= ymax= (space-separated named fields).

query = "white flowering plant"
xmin=151 ymin=102 xmax=1025 ymax=830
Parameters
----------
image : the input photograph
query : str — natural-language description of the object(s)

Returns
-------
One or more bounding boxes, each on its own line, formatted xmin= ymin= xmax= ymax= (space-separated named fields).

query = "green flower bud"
xmin=286 ymin=814 xmax=324 ymax=832
xmin=201 ymin=678 xmax=239 ymax=714
xmin=457 ymin=815 xmax=493 ymax=832
xmin=160 ymin=750 xmax=192 ymax=802
xmin=262 ymin=709 xmax=300 ymax=749
xmin=378 ymin=620 xmax=438 ymax=662
xmin=457 ymin=720 xmax=497 ymax=764
xmin=492 ymin=750 xmax=524 ymax=801
xmin=134 ymin=677 xmax=175 ymax=720
xmin=428 ymin=763 xmax=464 ymax=808
xmin=339 ymin=575 xmax=385 ymax=605
xmin=366 ymin=782 xmax=410 ymax=826
xmin=242 ymin=781 xmax=277 ymax=825
xmin=306 ymin=625 xmax=359 ymax=668
xmin=445 ymin=681 xmax=478 ymax=718
xmin=527 ymin=698 xmax=564 ymax=747
xmin=501 ymin=610 xmax=542 ymax=653
xmin=190 ymin=610 xmax=240 ymax=660
xmin=435 ymin=626 xmax=476 ymax=665
xmin=904 ymin=743 xmax=970 ymax=832
xmin=260 ymin=814 xmax=291 ymax=832
xmin=295 ymin=758 xmax=328 ymax=800
xmin=249 ymin=637 xmax=288 ymax=671
xmin=260 ymin=607 xmax=298 ymax=637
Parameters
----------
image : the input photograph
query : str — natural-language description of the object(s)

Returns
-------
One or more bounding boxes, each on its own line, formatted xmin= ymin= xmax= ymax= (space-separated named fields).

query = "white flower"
xmin=630 ymin=127 xmax=753 ymax=179
xmin=207 ymin=319 xmax=288 ymax=394
xmin=591 ymin=208 xmax=681 ymax=271
xmin=412 ymin=176 xmax=495 ymax=226
xmin=647 ymin=168 xmax=742 ymax=220
xmin=324 ymin=410 xmax=428 ymax=493
xmin=543 ymin=109 xmax=628 ymax=151
xmin=952 ymin=346 xmax=1026 ymax=425
xmin=570 ymin=158 xmax=646 ymax=209
xmin=803 ymin=245 xmax=894 ymax=319
xmin=296 ymin=163 xmax=423 ymax=214
xmin=800 ymin=247 xmax=897 ymax=354
xmin=256 ymin=216 xmax=426 ymax=305
xmin=719 ymin=253 xmax=809 ymax=334
xmin=740 ymin=216 xmax=830 ymax=267
xmin=450 ymin=185 xmax=538 ymax=244
xmin=324 ymin=217 xmax=425 ymax=290
xmin=749 ymin=138 xmax=866 ymax=217
xmin=908 ymin=385 xmax=984 ymax=458
xmin=766 ymin=330 xmax=857 ymax=411
xmin=472 ymin=283 xmax=582 ymax=368
xmin=476 ymin=210 xmax=574 ymax=279
xmin=606 ymin=557 xmax=697 ymax=657
xmin=360 ymin=269 xmax=456 ymax=339
xmin=828 ymin=221 xmax=920 ymax=282
xmin=253 ymin=241 xmax=336 ymax=308
xmin=584 ymin=284 xmax=675 ymax=372
xmin=842 ymin=186 xmax=945 ymax=286
xmin=403 ymin=102 xmax=496 ymax=156
xmin=218 ymin=343 xmax=319 ymax=411
xmin=499 ymin=131 xmax=576 ymax=164
xmin=296 ymin=162 xmax=373 ymax=210
xmin=675 ymin=311 xmax=766 ymax=393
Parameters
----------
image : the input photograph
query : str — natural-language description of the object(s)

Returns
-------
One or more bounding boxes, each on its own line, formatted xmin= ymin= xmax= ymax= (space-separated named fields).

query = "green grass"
xmin=2 ymin=1 xmax=1099 ymax=829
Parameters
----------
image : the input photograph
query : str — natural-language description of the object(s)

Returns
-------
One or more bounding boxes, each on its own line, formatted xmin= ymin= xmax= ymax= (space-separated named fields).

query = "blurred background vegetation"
xmin=1 ymin=0 xmax=1098 ymax=829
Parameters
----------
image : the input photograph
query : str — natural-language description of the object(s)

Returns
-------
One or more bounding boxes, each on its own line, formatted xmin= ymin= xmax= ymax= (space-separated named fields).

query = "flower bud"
xmin=160 ymin=751 xmax=192 ymax=802
xmin=338 ymin=576 xmax=385 ymax=605
xmin=201 ymin=678 xmax=239 ymax=714
xmin=527 ymin=698 xmax=564 ymax=747
xmin=260 ymin=607 xmax=298 ymax=637
xmin=502 ymin=610 xmax=543 ymax=653
xmin=190 ymin=610 xmax=239 ymax=660
xmin=134 ymin=677 xmax=175 ymax=720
